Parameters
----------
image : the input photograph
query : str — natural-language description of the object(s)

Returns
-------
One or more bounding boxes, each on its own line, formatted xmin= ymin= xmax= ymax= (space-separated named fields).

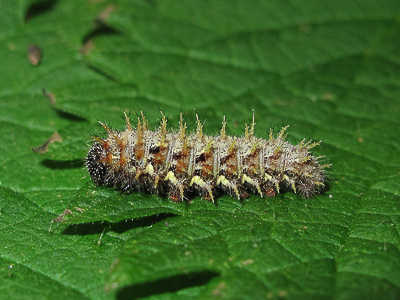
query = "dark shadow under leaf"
xmin=116 ymin=271 xmax=220 ymax=300
xmin=61 ymin=213 xmax=178 ymax=235
xmin=41 ymin=159 xmax=84 ymax=169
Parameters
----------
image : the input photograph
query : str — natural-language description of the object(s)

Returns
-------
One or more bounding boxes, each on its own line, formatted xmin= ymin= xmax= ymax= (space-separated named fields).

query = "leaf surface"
xmin=1 ymin=0 xmax=400 ymax=299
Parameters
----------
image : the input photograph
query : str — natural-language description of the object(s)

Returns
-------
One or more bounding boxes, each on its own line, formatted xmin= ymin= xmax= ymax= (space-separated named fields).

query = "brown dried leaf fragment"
xmin=42 ymin=88 xmax=56 ymax=105
xmin=52 ymin=209 xmax=73 ymax=223
xmin=32 ymin=132 xmax=62 ymax=154
xmin=28 ymin=44 xmax=42 ymax=65
xmin=95 ymin=4 xmax=115 ymax=24
xmin=80 ymin=39 xmax=95 ymax=55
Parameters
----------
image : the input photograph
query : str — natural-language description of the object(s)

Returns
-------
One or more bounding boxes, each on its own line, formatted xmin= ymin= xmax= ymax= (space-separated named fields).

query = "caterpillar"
xmin=86 ymin=112 xmax=328 ymax=202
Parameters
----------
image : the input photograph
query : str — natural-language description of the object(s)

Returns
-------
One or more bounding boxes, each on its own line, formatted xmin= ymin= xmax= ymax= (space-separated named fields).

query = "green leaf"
xmin=1 ymin=0 xmax=400 ymax=299
xmin=0 ymin=257 xmax=90 ymax=300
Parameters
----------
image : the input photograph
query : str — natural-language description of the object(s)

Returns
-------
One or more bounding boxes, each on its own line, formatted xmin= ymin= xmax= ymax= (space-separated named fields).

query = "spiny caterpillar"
xmin=86 ymin=112 xmax=328 ymax=202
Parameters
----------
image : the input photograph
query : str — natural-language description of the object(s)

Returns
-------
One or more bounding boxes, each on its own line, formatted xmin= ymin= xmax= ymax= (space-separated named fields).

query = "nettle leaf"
xmin=1 ymin=0 xmax=400 ymax=299
xmin=104 ymin=196 xmax=342 ymax=292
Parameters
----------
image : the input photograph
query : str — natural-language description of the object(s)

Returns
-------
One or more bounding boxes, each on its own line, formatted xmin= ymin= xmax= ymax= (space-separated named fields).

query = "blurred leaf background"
xmin=1 ymin=0 xmax=400 ymax=299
